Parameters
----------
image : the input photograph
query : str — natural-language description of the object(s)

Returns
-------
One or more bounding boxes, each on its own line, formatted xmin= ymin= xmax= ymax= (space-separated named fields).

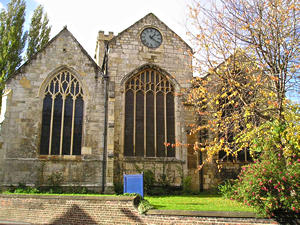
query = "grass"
xmin=2 ymin=187 xmax=256 ymax=213
xmin=145 ymin=193 xmax=256 ymax=212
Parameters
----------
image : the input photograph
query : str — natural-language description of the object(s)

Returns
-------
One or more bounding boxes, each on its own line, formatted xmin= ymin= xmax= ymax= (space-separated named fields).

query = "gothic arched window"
xmin=40 ymin=70 xmax=83 ymax=155
xmin=124 ymin=69 xmax=175 ymax=157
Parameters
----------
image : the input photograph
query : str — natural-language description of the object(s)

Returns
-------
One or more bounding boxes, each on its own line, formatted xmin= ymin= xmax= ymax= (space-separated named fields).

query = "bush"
xmin=137 ymin=199 xmax=154 ymax=214
xmin=14 ymin=186 xmax=40 ymax=194
xmin=114 ymin=181 xmax=123 ymax=195
xmin=218 ymin=180 xmax=236 ymax=199
xmin=143 ymin=170 xmax=155 ymax=194
xmin=182 ymin=176 xmax=192 ymax=194
xmin=232 ymin=151 xmax=299 ymax=218
xmin=230 ymin=115 xmax=300 ymax=218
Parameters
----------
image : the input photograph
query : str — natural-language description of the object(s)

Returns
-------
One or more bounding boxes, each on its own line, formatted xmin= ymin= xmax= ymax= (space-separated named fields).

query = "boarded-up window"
xmin=40 ymin=70 xmax=83 ymax=155
xmin=124 ymin=69 xmax=175 ymax=157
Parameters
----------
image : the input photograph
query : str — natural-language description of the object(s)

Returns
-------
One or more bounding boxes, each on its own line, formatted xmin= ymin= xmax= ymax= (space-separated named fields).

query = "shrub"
xmin=143 ymin=170 xmax=155 ymax=194
xmin=138 ymin=199 xmax=154 ymax=214
xmin=182 ymin=176 xmax=192 ymax=194
xmin=14 ymin=186 xmax=40 ymax=194
xmin=232 ymin=151 xmax=299 ymax=218
xmin=230 ymin=114 xmax=300 ymax=218
xmin=218 ymin=180 xmax=236 ymax=199
xmin=114 ymin=181 xmax=123 ymax=195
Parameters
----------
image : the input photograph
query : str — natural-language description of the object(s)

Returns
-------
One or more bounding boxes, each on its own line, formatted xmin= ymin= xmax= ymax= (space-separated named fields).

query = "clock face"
xmin=140 ymin=27 xmax=162 ymax=48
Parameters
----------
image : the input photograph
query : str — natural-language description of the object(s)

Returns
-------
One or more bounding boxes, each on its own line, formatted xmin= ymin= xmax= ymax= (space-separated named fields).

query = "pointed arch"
xmin=123 ymin=66 xmax=175 ymax=157
xmin=120 ymin=64 xmax=180 ymax=89
xmin=38 ymin=65 xmax=88 ymax=98
xmin=40 ymin=68 xmax=84 ymax=155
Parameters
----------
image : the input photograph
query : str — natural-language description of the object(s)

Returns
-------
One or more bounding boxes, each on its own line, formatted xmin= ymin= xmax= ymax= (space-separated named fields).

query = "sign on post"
xmin=123 ymin=173 xmax=144 ymax=198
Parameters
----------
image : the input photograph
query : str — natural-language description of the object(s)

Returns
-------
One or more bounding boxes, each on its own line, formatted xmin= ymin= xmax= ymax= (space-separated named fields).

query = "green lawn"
xmin=2 ymin=190 xmax=256 ymax=213
xmin=145 ymin=194 xmax=256 ymax=212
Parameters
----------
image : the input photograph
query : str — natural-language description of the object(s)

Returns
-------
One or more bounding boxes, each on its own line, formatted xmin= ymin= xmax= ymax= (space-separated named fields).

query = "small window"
xmin=40 ymin=70 xmax=83 ymax=155
xmin=124 ymin=69 xmax=175 ymax=157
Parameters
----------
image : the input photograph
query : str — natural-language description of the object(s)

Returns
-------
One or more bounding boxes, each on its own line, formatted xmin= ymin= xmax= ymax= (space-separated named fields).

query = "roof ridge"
xmin=8 ymin=27 xmax=101 ymax=82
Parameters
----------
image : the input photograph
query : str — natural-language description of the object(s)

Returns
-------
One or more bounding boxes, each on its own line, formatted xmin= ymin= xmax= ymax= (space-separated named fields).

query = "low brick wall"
xmin=0 ymin=194 xmax=278 ymax=225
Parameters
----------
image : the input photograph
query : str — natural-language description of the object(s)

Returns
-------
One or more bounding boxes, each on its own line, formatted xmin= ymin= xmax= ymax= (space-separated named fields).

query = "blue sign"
xmin=123 ymin=173 xmax=144 ymax=198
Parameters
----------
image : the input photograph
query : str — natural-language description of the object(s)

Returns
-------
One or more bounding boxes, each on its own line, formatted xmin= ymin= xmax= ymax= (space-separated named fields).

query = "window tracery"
xmin=124 ymin=69 xmax=175 ymax=157
xmin=40 ymin=70 xmax=83 ymax=155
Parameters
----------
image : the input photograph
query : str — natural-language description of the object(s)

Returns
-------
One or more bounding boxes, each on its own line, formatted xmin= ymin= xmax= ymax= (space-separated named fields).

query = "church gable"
xmin=0 ymin=27 xmax=105 ymax=189
xmin=9 ymin=27 xmax=101 ymax=83
xmin=106 ymin=13 xmax=193 ymax=87
xmin=101 ymin=13 xmax=194 ymax=190
xmin=110 ymin=13 xmax=192 ymax=52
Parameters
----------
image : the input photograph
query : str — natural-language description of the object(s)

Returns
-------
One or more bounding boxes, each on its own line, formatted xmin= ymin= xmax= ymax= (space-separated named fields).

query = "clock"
xmin=140 ymin=27 xmax=162 ymax=48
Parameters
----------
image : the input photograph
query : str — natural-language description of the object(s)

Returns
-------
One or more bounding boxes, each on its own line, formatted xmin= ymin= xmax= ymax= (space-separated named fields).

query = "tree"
xmin=0 ymin=0 xmax=26 ymax=92
xmin=186 ymin=0 xmax=299 ymax=162
xmin=26 ymin=5 xmax=51 ymax=60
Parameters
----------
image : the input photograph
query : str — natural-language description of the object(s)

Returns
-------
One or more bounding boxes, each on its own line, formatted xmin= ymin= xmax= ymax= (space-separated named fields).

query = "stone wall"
xmin=0 ymin=194 xmax=279 ymax=225
xmin=103 ymin=13 xmax=194 ymax=187
xmin=0 ymin=28 xmax=105 ymax=190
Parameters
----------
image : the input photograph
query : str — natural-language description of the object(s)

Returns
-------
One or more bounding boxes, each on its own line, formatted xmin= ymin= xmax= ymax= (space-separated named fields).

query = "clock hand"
xmin=152 ymin=36 xmax=161 ymax=43
xmin=149 ymin=35 xmax=160 ymax=45
xmin=152 ymin=38 xmax=160 ymax=45
xmin=151 ymin=33 xmax=161 ymax=41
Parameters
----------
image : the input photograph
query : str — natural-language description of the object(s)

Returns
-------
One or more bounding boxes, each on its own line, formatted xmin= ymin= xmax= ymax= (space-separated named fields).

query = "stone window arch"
xmin=124 ymin=68 xmax=175 ymax=157
xmin=40 ymin=70 xmax=83 ymax=155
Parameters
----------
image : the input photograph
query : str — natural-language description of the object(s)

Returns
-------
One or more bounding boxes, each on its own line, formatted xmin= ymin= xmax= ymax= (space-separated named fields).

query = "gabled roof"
xmin=109 ymin=13 xmax=193 ymax=53
xmin=9 ymin=27 xmax=101 ymax=81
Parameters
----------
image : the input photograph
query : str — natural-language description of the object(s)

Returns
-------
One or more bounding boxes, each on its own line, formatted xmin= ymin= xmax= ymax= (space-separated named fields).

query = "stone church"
xmin=0 ymin=13 xmax=243 ymax=192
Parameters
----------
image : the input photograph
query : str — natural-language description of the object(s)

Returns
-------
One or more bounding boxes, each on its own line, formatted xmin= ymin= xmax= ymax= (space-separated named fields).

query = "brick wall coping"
xmin=0 ymin=194 xmax=136 ymax=202
xmin=147 ymin=209 xmax=259 ymax=218
xmin=0 ymin=194 xmax=280 ymax=224
xmin=1 ymin=194 xmax=261 ymax=219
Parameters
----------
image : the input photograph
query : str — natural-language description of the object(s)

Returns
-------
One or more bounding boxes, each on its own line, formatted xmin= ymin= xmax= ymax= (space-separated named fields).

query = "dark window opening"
xmin=124 ymin=69 xmax=175 ymax=157
xmin=40 ymin=70 xmax=83 ymax=155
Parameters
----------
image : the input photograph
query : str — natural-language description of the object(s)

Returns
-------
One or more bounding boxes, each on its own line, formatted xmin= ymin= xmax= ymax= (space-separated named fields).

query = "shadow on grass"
xmin=152 ymin=204 xmax=167 ymax=209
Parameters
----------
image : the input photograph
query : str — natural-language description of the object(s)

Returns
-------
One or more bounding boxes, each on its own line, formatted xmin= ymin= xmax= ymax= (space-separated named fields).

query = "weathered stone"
xmin=0 ymin=28 xmax=105 ymax=190
xmin=0 ymin=13 xmax=235 ymax=192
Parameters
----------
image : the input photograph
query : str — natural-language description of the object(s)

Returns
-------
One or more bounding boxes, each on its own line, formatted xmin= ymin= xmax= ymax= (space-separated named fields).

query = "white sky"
xmin=33 ymin=0 xmax=191 ymax=57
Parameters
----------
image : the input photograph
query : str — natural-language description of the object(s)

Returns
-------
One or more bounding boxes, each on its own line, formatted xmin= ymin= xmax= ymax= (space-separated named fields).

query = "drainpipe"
xmin=102 ymin=41 xmax=109 ymax=193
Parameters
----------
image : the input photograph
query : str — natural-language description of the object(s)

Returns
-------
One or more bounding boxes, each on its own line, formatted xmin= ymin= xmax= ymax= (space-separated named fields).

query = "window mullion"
xmin=70 ymin=96 xmax=76 ymax=155
xmin=164 ymin=91 xmax=167 ymax=157
xmin=59 ymin=94 xmax=66 ymax=155
xmin=124 ymin=69 xmax=175 ymax=158
xmin=133 ymin=88 xmax=136 ymax=156
xmin=42 ymin=71 xmax=83 ymax=156
xmin=48 ymin=96 xmax=55 ymax=155
xmin=154 ymin=72 xmax=157 ymax=157
xmin=144 ymin=77 xmax=147 ymax=157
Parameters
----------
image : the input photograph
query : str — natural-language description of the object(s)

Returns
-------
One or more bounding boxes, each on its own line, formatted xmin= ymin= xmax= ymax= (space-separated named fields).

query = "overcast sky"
xmin=1 ymin=0 xmax=191 ymax=57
